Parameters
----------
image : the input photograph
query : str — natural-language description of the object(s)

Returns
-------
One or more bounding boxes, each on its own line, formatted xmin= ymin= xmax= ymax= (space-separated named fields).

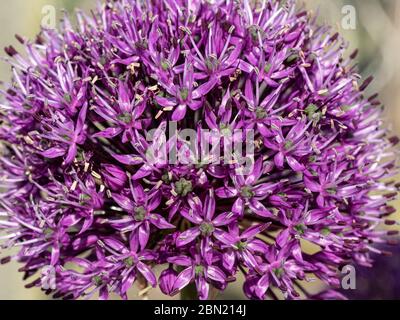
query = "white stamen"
xmin=70 ymin=180 xmax=78 ymax=192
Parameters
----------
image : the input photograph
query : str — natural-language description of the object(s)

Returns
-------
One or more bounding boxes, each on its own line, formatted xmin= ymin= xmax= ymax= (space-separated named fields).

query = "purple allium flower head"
xmin=0 ymin=0 xmax=399 ymax=300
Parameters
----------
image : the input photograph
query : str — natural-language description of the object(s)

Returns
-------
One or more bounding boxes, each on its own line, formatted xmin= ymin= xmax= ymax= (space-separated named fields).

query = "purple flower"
xmin=217 ymin=223 xmax=270 ymax=272
xmin=216 ymin=158 xmax=280 ymax=217
xmin=100 ymin=237 xmax=157 ymax=296
xmin=304 ymin=166 xmax=360 ymax=208
xmin=263 ymin=119 xmax=312 ymax=172
xmin=275 ymin=204 xmax=335 ymax=248
xmin=55 ymin=256 xmax=116 ymax=300
xmin=92 ymin=80 xmax=151 ymax=143
xmin=155 ymin=55 xmax=205 ymax=121
xmin=176 ymin=191 xmax=236 ymax=257
xmin=40 ymin=102 xmax=88 ymax=165
xmin=168 ymin=250 xmax=226 ymax=300
xmin=0 ymin=0 xmax=398 ymax=301
xmin=101 ymin=164 xmax=127 ymax=191
xmin=192 ymin=25 xmax=243 ymax=81
xmin=110 ymin=181 xmax=175 ymax=250
xmin=246 ymin=243 xmax=308 ymax=300
xmin=159 ymin=266 xmax=178 ymax=296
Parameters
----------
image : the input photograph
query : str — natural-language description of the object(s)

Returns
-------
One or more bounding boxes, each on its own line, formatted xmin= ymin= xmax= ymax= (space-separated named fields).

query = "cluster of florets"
xmin=0 ymin=0 xmax=398 ymax=300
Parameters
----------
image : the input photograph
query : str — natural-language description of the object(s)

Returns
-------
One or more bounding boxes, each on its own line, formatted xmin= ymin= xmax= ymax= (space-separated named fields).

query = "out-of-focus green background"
xmin=0 ymin=0 xmax=399 ymax=299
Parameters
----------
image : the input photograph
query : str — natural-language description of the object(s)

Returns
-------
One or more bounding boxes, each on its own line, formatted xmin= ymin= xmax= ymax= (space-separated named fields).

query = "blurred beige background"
xmin=0 ymin=0 xmax=400 ymax=299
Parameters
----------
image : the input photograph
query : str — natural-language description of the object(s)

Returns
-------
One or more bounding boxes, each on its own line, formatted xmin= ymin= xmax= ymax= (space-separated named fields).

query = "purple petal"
xmin=245 ymin=79 xmax=255 ymax=107
xmin=99 ymin=286 xmax=109 ymax=300
xmin=222 ymin=250 xmax=236 ymax=271
xmin=132 ymin=164 xmax=153 ymax=180
xmin=238 ymin=60 xmax=253 ymax=73
xmin=215 ymin=186 xmax=238 ymax=198
xmin=205 ymin=108 xmax=218 ymax=130
xmin=304 ymin=176 xmax=321 ymax=192
xmin=102 ymin=164 xmax=127 ymax=191
xmin=50 ymin=242 xmax=60 ymax=265
xmin=131 ymin=182 xmax=146 ymax=204
xmin=213 ymin=229 xmax=236 ymax=245
xmin=180 ymin=207 xmax=203 ymax=224
xmin=241 ymin=250 xmax=259 ymax=270
xmin=252 ymin=182 xmax=279 ymax=197
xmin=138 ymin=222 xmax=150 ymax=249
xmin=245 ymin=158 xmax=263 ymax=185
xmin=149 ymin=214 xmax=175 ymax=229
xmin=187 ymin=195 xmax=203 ymax=217
xmin=286 ymin=156 xmax=305 ymax=172
xmin=204 ymin=191 xmax=216 ymax=220
xmin=167 ymin=255 xmax=192 ymax=267
xmin=103 ymin=237 xmax=127 ymax=253
xmin=171 ymin=104 xmax=187 ymax=121
xmin=93 ymin=127 xmax=122 ymax=139
xmin=192 ymin=77 xmax=218 ymax=99
xmin=232 ymin=197 xmax=245 ymax=216
xmin=137 ymin=262 xmax=157 ymax=287
xmin=200 ymin=236 xmax=213 ymax=265
xmin=112 ymin=153 xmax=143 ymax=165
xmin=72 ymin=235 xmax=98 ymax=251
xmin=255 ymin=274 xmax=270 ymax=299
xmin=139 ymin=250 xmax=156 ymax=261
xmin=148 ymin=192 xmax=162 ymax=211
xmin=223 ymin=40 xmax=243 ymax=67
xmin=241 ymin=223 xmax=270 ymax=239
xmin=276 ymin=228 xmax=291 ymax=248
xmin=64 ymin=143 xmax=77 ymax=165
xmin=121 ymin=271 xmax=136 ymax=294
xmin=61 ymin=213 xmax=81 ymax=228
xmin=249 ymin=199 xmax=275 ymax=218
xmin=247 ymin=239 xmax=269 ymax=253
xmin=173 ymin=266 xmax=194 ymax=293
xmin=75 ymin=103 xmax=88 ymax=133
xmin=176 ymin=227 xmax=200 ymax=247
xmin=155 ymin=95 xmax=177 ymax=108
xmin=274 ymin=152 xmax=284 ymax=168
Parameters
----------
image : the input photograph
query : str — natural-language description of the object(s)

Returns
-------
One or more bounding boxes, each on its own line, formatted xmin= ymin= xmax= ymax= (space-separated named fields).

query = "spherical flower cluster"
xmin=0 ymin=0 xmax=398 ymax=300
